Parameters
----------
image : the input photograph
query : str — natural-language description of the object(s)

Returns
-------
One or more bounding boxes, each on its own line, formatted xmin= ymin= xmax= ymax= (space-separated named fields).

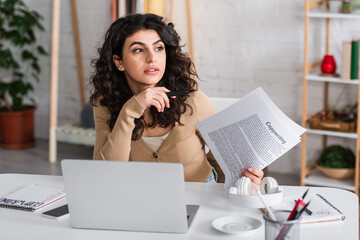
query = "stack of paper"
xmin=197 ymin=87 xmax=306 ymax=188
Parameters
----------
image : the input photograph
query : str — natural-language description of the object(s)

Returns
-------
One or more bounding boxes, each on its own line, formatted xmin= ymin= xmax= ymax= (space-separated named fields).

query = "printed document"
xmin=197 ymin=87 xmax=306 ymax=188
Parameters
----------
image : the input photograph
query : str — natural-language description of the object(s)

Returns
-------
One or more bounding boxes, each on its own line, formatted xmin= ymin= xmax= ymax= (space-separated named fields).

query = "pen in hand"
xmin=166 ymin=90 xmax=195 ymax=97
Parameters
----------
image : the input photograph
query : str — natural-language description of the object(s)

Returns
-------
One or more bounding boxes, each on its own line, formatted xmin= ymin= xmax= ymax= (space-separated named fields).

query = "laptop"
xmin=61 ymin=159 xmax=199 ymax=233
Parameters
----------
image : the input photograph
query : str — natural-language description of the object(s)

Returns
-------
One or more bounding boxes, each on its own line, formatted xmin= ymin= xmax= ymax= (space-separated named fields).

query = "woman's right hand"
xmin=135 ymin=87 xmax=171 ymax=112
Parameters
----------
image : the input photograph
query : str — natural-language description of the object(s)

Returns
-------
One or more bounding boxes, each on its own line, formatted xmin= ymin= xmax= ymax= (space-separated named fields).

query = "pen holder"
xmin=263 ymin=210 xmax=301 ymax=240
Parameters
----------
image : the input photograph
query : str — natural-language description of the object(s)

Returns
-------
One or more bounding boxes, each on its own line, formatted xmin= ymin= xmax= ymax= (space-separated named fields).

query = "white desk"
xmin=0 ymin=173 xmax=358 ymax=240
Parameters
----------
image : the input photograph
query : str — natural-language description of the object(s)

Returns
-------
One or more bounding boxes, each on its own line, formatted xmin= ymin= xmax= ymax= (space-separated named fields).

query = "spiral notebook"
xmin=0 ymin=184 xmax=66 ymax=212
xmin=272 ymin=193 xmax=345 ymax=224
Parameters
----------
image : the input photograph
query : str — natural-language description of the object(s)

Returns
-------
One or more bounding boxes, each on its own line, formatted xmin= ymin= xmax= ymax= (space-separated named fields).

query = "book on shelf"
xmin=0 ymin=184 xmax=66 ymax=212
xmin=351 ymin=39 xmax=359 ymax=80
xmin=271 ymin=192 xmax=345 ymax=224
xmin=342 ymin=41 xmax=352 ymax=80
xmin=118 ymin=0 xmax=126 ymax=17
xmin=196 ymin=87 xmax=306 ymax=188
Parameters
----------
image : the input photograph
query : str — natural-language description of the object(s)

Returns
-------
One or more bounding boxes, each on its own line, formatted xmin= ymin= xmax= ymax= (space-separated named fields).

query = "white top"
xmin=0 ymin=173 xmax=358 ymax=240
xmin=142 ymin=132 xmax=169 ymax=151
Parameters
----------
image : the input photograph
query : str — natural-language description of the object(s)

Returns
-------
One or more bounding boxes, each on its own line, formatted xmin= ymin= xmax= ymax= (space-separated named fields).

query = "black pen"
xmin=166 ymin=90 xmax=195 ymax=97
xmin=288 ymin=188 xmax=310 ymax=221
xmin=294 ymin=200 xmax=313 ymax=215
xmin=300 ymin=188 xmax=311 ymax=215
xmin=295 ymin=201 xmax=311 ymax=220
xmin=301 ymin=188 xmax=310 ymax=200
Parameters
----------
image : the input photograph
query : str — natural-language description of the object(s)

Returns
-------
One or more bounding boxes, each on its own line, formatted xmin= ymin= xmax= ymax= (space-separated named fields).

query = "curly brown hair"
xmin=90 ymin=14 xmax=198 ymax=140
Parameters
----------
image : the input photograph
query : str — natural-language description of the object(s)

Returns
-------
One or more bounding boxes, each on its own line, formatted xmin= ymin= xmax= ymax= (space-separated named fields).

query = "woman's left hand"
xmin=239 ymin=168 xmax=264 ymax=187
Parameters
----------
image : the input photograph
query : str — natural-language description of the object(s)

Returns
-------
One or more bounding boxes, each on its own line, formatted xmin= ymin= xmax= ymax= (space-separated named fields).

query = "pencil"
xmin=166 ymin=90 xmax=195 ymax=97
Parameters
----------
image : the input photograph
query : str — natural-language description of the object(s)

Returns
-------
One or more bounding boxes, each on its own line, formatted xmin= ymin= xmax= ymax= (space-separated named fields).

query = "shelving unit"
xmin=301 ymin=1 xmax=360 ymax=196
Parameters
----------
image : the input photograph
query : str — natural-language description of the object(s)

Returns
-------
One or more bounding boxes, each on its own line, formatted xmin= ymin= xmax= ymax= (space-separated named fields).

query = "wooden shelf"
xmin=304 ymin=168 xmax=355 ymax=191
xmin=306 ymin=73 xmax=359 ymax=85
xmin=302 ymin=0 xmax=360 ymax=196
xmin=306 ymin=128 xmax=358 ymax=139
xmin=308 ymin=11 xmax=360 ymax=20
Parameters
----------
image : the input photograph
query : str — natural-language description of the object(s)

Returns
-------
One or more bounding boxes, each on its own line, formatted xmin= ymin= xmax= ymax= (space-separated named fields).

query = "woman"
xmin=90 ymin=13 xmax=263 ymax=184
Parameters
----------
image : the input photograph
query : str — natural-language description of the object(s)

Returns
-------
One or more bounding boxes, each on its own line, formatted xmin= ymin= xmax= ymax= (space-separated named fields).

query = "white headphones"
xmin=230 ymin=176 xmax=279 ymax=195
xmin=236 ymin=176 xmax=252 ymax=195
xmin=260 ymin=176 xmax=279 ymax=194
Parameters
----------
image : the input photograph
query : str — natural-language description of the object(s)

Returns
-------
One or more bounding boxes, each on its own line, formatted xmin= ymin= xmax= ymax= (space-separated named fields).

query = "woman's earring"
xmin=117 ymin=64 xmax=124 ymax=71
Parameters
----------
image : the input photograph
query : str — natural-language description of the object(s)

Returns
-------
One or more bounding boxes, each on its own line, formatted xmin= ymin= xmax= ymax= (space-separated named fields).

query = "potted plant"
xmin=316 ymin=145 xmax=355 ymax=179
xmin=0 ymin=0 xmax=47 ymax=149
xmin=341 ymin=0 xmax=352 ymax=13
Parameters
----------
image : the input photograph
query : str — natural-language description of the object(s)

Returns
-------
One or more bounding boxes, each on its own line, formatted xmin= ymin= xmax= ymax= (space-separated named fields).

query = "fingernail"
xmin=248 ymin=168 xmax=253 ymax=172
xmin=241 ymin=168 xmax=245 ymax=172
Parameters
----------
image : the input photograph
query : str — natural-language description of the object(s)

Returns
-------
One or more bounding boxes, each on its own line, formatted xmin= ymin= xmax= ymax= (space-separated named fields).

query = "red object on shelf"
xmin=321 ymin=55 xmax=337 ymax=73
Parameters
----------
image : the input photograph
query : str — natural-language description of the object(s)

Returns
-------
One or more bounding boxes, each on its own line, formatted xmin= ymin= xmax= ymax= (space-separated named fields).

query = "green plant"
xmin=0 ymin=0 xmax=47 ymax=111
xmin=341 ymin=0 xmax=352 ymax=13
xmin=317 ymin=145 xmax=355 ymax=168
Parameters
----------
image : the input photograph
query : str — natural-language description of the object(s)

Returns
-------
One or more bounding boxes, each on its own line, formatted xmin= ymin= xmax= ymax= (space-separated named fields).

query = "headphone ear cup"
xmin=260 ymin=177 xmax=279 ymax=194
xmin=235 ymin=177 xmax=252 ymax=195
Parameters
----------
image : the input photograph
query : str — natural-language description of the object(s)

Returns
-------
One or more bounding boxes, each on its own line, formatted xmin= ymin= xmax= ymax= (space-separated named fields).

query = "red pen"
xmin=278 ymin=201 xmax=311 ymax=240
xmin=288 ymin=189 xmax=309 ymax=220
xmin=275 ymin=189 xmax=309 ymax=240
xmin=297 ymin=199 xmax=312 ymax=215
xmin=287 ymin=199 xmax=302 ymax=220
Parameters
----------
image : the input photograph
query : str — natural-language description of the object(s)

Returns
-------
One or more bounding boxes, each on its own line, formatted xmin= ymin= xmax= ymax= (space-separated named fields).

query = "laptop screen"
xmin=61 ymin=160 xmax=190 ymax=233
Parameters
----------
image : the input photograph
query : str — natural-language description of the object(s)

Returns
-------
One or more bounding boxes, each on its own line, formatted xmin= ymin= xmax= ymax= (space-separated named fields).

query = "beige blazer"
xmin=93 ymin=90 xmax=216 ymax=182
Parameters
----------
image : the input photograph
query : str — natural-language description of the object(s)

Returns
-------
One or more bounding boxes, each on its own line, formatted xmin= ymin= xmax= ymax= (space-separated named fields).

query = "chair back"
xmin=209 ymin=97 xmax=239 ymax=112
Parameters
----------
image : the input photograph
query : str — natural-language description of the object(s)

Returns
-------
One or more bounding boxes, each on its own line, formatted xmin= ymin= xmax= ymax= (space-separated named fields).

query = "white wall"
xmin=21 ymin=0 xmax=111 ymax=138
xmin=15 ymin=0 xmax=360 ymax=174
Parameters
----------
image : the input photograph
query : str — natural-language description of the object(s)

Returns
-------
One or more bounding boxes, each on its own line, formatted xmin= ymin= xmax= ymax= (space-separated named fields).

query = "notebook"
xmin=61 ymin=159 xmax=199 ymax=233
xmin=272 ymin=193 xmax=345 ymax=224
xmin=0 ymin=184 xmax=66 ymax=212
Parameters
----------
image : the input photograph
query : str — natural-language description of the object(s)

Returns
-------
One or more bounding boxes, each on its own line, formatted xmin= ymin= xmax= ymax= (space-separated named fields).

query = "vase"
xmin=0 ymin=106 xmax=36 ymax=149
xmin=328 ymin=0 xmax=342 ymax=12
xmin=321 ymin=55 xmax=337 ymax=74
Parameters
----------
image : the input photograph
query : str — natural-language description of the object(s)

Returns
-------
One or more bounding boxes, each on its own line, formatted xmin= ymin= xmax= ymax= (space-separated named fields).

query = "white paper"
xmin=197 ymin=87 xmax=306 ymax=188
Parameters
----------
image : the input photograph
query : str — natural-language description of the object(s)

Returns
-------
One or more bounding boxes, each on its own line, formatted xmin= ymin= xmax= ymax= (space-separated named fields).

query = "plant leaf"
xmin=37 ymin=45 xmax=47 ymax=55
